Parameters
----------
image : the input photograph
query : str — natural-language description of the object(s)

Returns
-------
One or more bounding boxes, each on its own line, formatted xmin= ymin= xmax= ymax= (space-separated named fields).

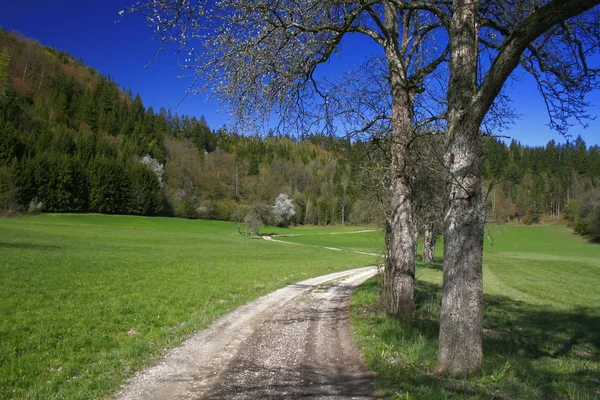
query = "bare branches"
xmin=472 ymin=0 xmax=600 ymax=133
xmin=388 ymin=0 xmax=451 ymax=27
xmin=129 ymin=0 xmax=452 ymax=137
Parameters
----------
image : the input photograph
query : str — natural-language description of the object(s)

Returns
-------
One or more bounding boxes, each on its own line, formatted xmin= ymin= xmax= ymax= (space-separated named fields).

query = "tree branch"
xmin=472 ymin=0 xmax=600 ymax=128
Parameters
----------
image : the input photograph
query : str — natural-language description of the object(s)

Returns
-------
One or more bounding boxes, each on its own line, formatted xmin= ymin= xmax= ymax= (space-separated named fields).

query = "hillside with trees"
xmin=0 ymin=28 xmax=598 ymax=238
xmin=483 ymin=137 xmax=600 ymax=237
xmin=0 ymin=29 xmax=385 ymax=227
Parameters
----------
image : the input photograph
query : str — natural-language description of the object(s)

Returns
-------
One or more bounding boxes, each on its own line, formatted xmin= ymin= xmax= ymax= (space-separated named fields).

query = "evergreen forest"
xmin=1 ymin=29 xmax=599 ymax=238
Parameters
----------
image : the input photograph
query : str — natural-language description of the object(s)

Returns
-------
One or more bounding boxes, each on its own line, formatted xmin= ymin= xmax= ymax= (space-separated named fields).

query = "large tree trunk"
xmin=385 ymin=173 xmax=417 ymax=316
xmin=422 ymin=225 xmax=436 ymax=263
xmin=439 ymin=0 xmax=485 ymax=374
xmin=382 ymin=0 xmax=417 ymax=317
xmin=439 ymin=127 xmax=485 ymax=373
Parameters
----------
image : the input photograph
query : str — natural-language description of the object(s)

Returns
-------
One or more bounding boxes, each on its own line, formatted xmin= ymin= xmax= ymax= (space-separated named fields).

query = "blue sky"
xmin=2 ymin=0 xmax=599 ymax=147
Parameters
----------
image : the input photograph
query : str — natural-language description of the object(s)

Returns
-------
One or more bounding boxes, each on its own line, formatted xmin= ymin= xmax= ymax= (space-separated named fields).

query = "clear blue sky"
xmin=2 ymin=1 xmax=599 ymax=147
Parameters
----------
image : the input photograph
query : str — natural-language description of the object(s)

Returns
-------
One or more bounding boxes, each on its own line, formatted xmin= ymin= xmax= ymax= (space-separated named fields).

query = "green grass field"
xmin=0 ymin=214 xmax=376 ymax=399
xmin=351 ymin=225 xmax=600 ymax=399
xmin=2 ymin=215 xmax=598 ymax=399
xmin=273 ymin=228 xmax=385 ymax=253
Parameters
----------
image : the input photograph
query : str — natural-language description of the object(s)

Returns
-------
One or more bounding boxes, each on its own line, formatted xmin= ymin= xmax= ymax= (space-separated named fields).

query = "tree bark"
xmin=385 ymin=173 xmax=417 ymax=316
xmin=422 ymin=226 xmax=436 ymax=263
xmin=383 ymin=0 xmax=417 ymax=317
xmin=439 ymin=0 xmax=484 ymax=374
xmin=439 ymin=126 xmax=485 ymax=374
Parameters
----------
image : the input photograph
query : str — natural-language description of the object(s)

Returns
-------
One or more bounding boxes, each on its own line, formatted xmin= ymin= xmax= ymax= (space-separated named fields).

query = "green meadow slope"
xmin=350 ymin=224 xmax=600 ymax=399
xmin=0 ymin=214 xmax=376 ymax=399
xmin=2 ymin=215 xmax=598 ymax=399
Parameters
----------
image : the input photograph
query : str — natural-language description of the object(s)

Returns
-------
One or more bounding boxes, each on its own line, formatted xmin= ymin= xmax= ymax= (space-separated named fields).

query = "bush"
xmin=28 ymin=197 xmax=44 ymax=214
xmin=183 ymin=199 xmax=198 ymax=219
xmin=593 ymin=207 xmax=600 ymax=238
xmin=273 ymin=193 xmax=295 ymax=227
xmin=523 ymin=212 xmax=540 ymax=225
xmin=564 ymin=199 xmax=579 ymax=222
xmin=574 ymin=216 xmax=592 ymax=236
xmin=213 ymin=199 xmax=238 ymax=221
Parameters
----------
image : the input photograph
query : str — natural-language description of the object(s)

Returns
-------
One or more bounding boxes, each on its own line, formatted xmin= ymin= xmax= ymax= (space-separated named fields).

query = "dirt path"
xmin=114 ymin=266 xmax=377 ymax=400
xmin=262 ymin=235 xmax=380 ymax=257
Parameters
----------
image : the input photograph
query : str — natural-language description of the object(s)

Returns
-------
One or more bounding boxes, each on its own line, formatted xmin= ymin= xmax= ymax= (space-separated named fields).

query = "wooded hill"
xmin=483 ymin=137 xmax=600 ymax=237
xmin=0 ymin=29 xmax=384 ymax=226
xmin=0 ymin=29 xmax=598 ymax=237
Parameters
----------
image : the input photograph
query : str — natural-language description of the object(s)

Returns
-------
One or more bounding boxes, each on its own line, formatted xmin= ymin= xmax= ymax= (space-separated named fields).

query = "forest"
xmin=1 ymin=28 xmax=599 ymax=238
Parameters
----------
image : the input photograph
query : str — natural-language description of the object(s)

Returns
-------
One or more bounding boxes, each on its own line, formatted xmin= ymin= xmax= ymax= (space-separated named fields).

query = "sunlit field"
xmin=3 ymin=214 xmax=597 ymax=399
xmin=350 ymin=225 xmax=600 ymax=399
xmin=0 ymin=214 xmax=376 ymax=399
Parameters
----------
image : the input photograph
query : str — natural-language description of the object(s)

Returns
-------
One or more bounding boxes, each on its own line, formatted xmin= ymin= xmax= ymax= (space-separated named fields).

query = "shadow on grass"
xmin=417 ymin=256 xmax=444 ymax=271
xmin=587 ymin=236 xmax=600 ymax=244
xmin=0 ymin=242 xmax=61 ymax=250
xmin=353 ymin=278 xmax=600 ymax=399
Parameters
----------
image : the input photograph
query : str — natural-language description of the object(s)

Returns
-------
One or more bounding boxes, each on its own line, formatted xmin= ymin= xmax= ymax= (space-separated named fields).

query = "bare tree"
xmin=439 ymin=0 xmax=600 ymax=374
xmin=128 ymin=0 xmax=448 ymax=317
xmin=245 ymin=202 xmax=272 ymax=236
xmin=410 ymin=132 xmax=445 ymax=263
xmin=129 ymin=0 xmax=600 ymax=373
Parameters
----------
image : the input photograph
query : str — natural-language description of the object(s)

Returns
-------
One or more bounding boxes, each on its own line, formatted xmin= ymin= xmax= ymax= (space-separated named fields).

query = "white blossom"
xmin=140 ymin=155 xmax=165 ymax=187
xmin=273 ymin=193 xmax=295 ymax=226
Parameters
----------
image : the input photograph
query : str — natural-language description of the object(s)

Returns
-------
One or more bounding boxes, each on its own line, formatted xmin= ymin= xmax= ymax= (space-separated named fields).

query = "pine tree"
xmin=0 ymin=47 xmax=11 ymax=96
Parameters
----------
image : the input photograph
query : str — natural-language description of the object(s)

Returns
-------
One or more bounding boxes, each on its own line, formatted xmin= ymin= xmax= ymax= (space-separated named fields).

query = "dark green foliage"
xmin=1 ymin=29 xmax=597 ymax=231
xmin=0 ymin=30 xmax=169 ymax=216
xmin=88 ymin=157 xmax=128 ymax=214
xmin=32 ymin=153 xmax=75 ymax=212
xmin=484 ymin=137 xmax=600 ymax=238
xmin=128 ymin=163 xmax=163 ymax=215
xmin=0 ymin=47 xmax=10 ymax=95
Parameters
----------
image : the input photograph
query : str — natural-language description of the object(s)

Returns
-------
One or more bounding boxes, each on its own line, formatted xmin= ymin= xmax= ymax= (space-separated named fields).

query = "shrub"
xmin=273 ymin=193 xmax=295 ymax=227
xmin=28 ymin=197 xmax=43 ymax=214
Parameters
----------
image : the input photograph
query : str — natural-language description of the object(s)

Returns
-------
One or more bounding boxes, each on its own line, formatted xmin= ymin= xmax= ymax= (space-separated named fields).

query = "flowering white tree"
xmin=273 ymin=193 xmax=295 ymax=227
xmin=140 ymin=155 xmax=164 ymax=187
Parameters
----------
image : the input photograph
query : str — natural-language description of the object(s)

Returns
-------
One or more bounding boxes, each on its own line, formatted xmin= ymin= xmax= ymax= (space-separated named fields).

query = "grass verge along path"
xmin=0 ymin=214 xmax=376 ymax=399
xmin=350 ymin=225 xmax=600 ymax=399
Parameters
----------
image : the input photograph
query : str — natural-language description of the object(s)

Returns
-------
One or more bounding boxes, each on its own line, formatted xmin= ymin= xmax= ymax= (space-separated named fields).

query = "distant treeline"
xmin=0 ymin=28 xmax=598 ymax=236
xmin=482 ymin=137 xmax=600 ymax=236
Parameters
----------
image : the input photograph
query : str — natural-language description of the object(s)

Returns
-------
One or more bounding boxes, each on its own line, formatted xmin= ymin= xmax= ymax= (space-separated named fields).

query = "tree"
xmin=0 ymin=47 xmax=11 ymax=96
xmin=273 ymin=193 xmax=295 ymax=227
xmin=439 ymin=0 xmax=600 ymax=374
xmin=128 ymin=163 xmax=163 ymax=215
xmin=88 ymin=157 xmax=129 ymax=214
xmin=131 ymin=0 xmax=600 ymax=373
xmin=130 ymin=0 xmax=450 ymax=319
xmin=484 ymin=223 xmax=506 ymax=252
xmin=410 ymin=132 xmax=445 ymax=263
xmin=244 ymin=202 xmax=272 ymax=237
xmin=139 ymin=154 xmax=165 ymax=187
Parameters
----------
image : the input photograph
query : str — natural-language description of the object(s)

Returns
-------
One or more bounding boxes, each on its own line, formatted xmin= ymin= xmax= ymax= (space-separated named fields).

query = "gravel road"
xmin=114 ymin=266 xmax=378 ymax=400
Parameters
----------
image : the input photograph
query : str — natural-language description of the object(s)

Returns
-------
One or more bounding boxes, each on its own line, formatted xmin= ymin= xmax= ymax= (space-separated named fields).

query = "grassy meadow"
xmin=273 ymin=228 xmax=385 ymax=254
xmin=350 ymin=225 xmax=600 ymax=399
xmin=0 ymin=214 xmax=376 ymax=399
xmin=2 ymin=214 xmax=598 ymax=399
